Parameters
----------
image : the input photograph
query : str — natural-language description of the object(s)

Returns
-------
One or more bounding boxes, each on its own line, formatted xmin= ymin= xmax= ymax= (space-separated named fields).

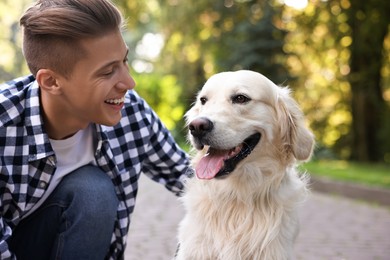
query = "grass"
xmin=300 ymin=160 xmax=390 ymax=189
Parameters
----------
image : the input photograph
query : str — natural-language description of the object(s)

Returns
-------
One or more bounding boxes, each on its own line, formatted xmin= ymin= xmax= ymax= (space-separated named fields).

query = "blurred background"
xmin=1 ymin=0 xmax=389 ymax=188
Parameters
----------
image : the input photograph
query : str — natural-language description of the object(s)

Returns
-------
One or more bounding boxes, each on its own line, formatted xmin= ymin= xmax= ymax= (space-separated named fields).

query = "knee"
xmin=61 ymin=165 xmax=119 ymax=219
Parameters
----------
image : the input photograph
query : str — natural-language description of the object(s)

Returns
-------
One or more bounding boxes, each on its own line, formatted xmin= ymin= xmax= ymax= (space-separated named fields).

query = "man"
xmin=0 ymin=0 xmax=190 ymax=259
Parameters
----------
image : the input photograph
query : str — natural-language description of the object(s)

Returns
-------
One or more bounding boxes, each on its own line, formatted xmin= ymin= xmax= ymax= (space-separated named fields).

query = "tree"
xmin=280 ymin=1 xmax=355 ymax=159
xmin=156 ymin=0 xmax=289 ymax=101
xmin=154 ymin=0 xmax=290 ymax=139
xmin=117 ymin=0 xmax=390 ymax=162
xmin=219 ymin=1 xmax=289 ymax=84
xmin=346 ymin=0 xmax=390 ymax=162
xmin=281 ymin=0 xmax=390 ymax=163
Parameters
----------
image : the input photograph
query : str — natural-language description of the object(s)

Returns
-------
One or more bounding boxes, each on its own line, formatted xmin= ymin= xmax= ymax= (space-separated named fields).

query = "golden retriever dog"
xmin=176 ymin=70 xmax=314 ymax=260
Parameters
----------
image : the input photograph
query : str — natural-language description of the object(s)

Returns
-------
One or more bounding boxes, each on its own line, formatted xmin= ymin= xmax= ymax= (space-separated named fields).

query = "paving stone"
xmin=125 ymin=175 xmax=390 ymax=260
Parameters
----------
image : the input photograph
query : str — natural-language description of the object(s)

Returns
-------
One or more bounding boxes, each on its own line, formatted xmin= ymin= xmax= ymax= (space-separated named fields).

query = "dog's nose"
xmin=189 ymin=117 xmax=214 ymax=137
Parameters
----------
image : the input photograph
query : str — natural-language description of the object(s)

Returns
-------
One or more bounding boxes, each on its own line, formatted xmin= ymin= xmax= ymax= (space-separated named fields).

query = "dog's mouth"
xmin=195 ymin=133 xmax=261 ymax=180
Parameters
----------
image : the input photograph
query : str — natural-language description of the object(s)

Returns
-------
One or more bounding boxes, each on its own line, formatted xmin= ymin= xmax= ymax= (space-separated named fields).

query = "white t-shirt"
xmin=23 ymin=124 xmax=97 ymax=218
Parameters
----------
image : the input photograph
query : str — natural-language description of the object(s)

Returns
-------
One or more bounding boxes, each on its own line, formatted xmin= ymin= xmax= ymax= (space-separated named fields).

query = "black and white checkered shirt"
xmin=0 ymin=75 xmax=191 ymax=259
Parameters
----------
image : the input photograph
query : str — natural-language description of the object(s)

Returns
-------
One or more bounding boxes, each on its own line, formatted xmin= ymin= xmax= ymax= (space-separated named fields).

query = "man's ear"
xmin=36 ymin=69 xmax=63 ymax=95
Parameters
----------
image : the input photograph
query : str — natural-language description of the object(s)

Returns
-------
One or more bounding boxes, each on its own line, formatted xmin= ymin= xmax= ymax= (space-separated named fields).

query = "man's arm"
xmin=140 ymin=105 xmax=191 ymax=196
xmin=0 ymin=213 xmax=16 ymax=259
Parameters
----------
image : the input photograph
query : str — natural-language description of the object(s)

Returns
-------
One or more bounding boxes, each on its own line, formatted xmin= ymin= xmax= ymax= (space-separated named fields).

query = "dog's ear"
xmin=277 ymin=88 xmax=314 ymax=161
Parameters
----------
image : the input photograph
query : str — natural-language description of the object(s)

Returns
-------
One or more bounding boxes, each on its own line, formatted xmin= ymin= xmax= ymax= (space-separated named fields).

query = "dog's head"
xmin=185 ymin=70 xmax=314 ymax=180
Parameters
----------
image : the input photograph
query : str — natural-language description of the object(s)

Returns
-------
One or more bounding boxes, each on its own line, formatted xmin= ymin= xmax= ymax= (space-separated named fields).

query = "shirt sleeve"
xmin=0 ymin=216 xmax=16 ymax=259
xmin=140 ymin=102 xmax=192 ymax=196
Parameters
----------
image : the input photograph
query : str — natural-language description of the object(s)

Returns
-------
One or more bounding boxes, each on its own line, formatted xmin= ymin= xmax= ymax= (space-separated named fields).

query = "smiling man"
xmin=0 ymin=0 xmax=190 ymax=259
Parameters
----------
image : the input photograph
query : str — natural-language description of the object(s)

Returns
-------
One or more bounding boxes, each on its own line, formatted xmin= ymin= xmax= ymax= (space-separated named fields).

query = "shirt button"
xmin=39 ymin=181 xmax=47 ymax=189
xmin=48 ymin=156 xmax=56 ymax=165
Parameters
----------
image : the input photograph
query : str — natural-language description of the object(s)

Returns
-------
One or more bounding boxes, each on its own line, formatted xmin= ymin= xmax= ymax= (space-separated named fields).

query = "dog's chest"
xmin=183 ymin=182 xmax=261 ymax=232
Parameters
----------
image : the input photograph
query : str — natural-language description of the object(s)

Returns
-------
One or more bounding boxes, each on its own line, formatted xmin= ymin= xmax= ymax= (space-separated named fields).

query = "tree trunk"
xmin=347 ymin=0 xmax=390 ymax=162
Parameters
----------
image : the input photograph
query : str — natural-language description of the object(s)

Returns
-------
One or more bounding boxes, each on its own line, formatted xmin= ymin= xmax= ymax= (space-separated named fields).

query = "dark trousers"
xmin=9 ymin=165 xmax=119 ymax=260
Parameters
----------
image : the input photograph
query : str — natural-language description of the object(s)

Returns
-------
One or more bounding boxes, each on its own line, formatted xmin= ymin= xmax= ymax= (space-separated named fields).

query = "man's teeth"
xmin=105 ymin=96 xmax=125 ymax=105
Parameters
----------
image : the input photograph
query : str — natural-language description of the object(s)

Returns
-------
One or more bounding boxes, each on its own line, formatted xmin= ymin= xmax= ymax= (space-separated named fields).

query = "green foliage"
xmin=131 ymin=72 xmax=187 ymax=143
xmin=117 ymin=0 xmax=390 ymax=163
xmin=133 ymin=0 xmax=292 ymax=147
xmin=217 ymin=2 xmax=289 ymax=84
xmin=281 ymin=0 xmax=354 ymax=159
xmin=1 ymin=0 xmax=389 ymax=163
xmin=0 ymin=0 xmax=31 ymax=81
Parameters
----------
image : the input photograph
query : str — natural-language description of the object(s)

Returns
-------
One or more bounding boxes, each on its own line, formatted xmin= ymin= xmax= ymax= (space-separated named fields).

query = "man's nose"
xmin=118 ymin=67 xmax=136 ymax=90
xmin=124 ymin=73 xmax=136 ymax=90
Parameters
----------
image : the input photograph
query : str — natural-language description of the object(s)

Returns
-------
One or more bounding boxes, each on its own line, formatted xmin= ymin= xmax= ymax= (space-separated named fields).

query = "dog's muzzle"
xmin=188 ymin=117 xmax=261 ymax=179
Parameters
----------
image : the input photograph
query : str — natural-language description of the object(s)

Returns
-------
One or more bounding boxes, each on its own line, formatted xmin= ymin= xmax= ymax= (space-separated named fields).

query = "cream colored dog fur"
xmin=176 ymin=70 xmax=314 ymax=260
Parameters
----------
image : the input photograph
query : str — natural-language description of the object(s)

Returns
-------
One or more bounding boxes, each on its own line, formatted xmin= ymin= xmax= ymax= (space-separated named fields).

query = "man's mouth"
xmin=195 ymin=133 xmax=261 ymax=180
xmin=104 ymin=96 xmax=125 ymax=105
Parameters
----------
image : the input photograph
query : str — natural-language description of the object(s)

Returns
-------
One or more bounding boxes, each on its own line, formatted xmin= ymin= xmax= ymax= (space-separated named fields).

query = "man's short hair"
xmin=20 ymin=0 xmax=123 ymax=78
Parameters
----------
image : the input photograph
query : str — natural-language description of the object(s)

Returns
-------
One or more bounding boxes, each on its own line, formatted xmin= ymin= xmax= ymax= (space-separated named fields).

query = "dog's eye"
xmin=232 ymin=94 xmax=251 ymax=104
xmin=200 ymin=97 xmax=207 ymax=105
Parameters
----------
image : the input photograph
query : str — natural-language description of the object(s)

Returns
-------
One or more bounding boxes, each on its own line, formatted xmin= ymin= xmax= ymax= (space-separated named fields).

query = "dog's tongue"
xmin=195 ymin=149 xmax=228 ymax=179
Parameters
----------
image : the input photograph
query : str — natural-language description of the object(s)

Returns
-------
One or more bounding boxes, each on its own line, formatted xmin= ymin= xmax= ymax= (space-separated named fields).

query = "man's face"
xmin=56 ymin=30 xmax=135 ymax=127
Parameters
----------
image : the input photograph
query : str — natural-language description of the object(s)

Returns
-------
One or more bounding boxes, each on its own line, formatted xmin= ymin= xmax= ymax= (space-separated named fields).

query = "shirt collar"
xmin=25 ymin=81 xmax=54 ymax=161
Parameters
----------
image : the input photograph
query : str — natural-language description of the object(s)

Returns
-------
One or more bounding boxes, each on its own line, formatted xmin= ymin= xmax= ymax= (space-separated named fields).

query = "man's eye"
xmin=232 ymin=94 xmax=251 ymax=104
xmin=102 ymin=70 xmax=114 ymax=76
xmin=200 ymin=97 xmax=207 ymax=105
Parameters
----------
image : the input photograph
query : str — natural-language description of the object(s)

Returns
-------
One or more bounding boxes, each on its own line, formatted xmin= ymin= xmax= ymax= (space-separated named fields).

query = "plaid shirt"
xmin=0 ymin=75 xmax=190 ymax=259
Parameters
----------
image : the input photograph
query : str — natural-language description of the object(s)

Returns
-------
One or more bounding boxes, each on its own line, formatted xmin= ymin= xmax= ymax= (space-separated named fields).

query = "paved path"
xmin=125 ymin=175 xmax=390 ymax=260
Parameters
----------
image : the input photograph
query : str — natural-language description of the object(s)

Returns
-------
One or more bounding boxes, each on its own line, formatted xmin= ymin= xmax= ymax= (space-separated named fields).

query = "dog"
xmin=176 ymin=70 xmax=314 ymax=260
